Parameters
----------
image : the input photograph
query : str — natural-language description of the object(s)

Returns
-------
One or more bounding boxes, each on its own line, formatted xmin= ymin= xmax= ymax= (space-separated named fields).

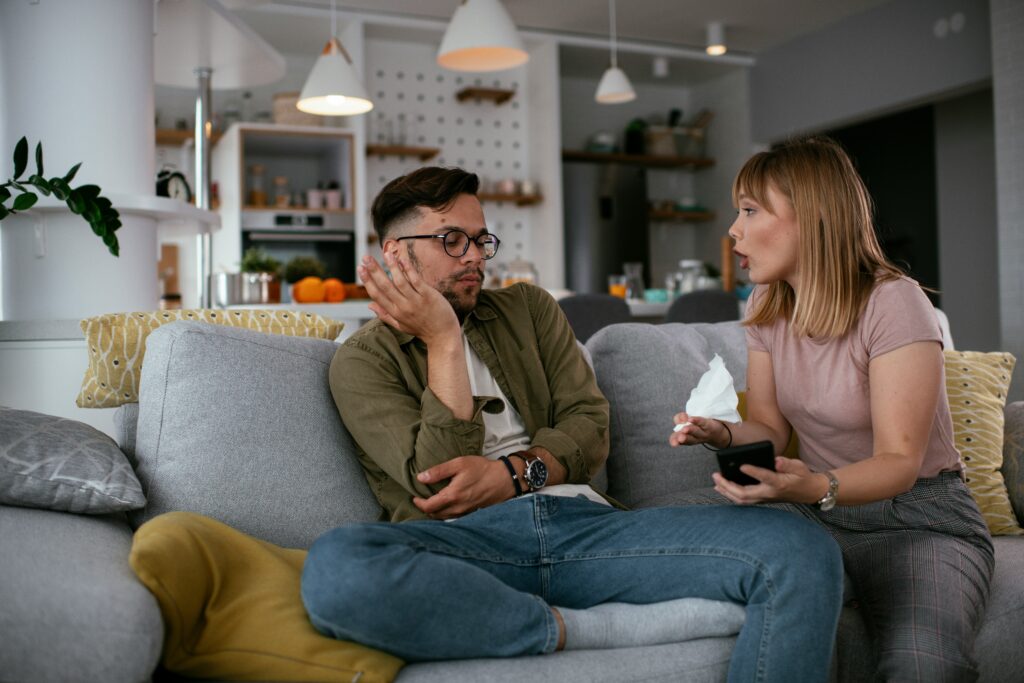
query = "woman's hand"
xmin=669 ymin=413 xmax=730 ymax=448
xmin=712 ymin=456 xmax=828 ymax=505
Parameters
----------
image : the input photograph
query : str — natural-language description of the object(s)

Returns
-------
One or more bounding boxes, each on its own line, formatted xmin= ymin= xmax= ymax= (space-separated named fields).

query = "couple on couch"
xmin=300 ymin=138 xmax=993 ymax=683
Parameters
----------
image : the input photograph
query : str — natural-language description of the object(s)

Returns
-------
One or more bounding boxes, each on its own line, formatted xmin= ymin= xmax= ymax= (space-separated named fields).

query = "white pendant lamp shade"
xmin=706 ymin=21 xmax=727 ymax=56
xmin=437 ymin=0 xmax=528 ymax=72
xmin=595 ymin=66 xmax=636 ymax=103
xmin=297 ymin=38 xmax=374 ymax=116
xmin=595 ymin=0 xmax=635 ymax=104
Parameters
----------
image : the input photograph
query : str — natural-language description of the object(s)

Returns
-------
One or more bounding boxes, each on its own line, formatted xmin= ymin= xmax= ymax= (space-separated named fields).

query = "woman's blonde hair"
xmin=735 ymin=137 xmax=904 ymax=339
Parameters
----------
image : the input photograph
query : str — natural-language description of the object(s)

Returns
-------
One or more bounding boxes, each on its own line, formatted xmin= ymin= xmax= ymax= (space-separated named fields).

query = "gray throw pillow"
xmin=0 ymin=406 xmax=146 ymax=513
xmin=586 ymin=322 xmax=748 ymax=508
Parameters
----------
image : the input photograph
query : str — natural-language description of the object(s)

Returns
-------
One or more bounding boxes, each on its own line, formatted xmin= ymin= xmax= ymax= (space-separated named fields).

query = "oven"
xmin=240 ymin=210 xmax=356 ymax=283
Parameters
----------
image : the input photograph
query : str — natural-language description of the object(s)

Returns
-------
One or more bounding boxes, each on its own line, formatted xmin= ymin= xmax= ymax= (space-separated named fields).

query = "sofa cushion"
xmin=0 ymin=406 xmax=145 ymax=513
xmin=77 ymin=309 xmax=344 ymax=408
xmin=0 ymin=505 xmax=163 ymax=683
xmin=945 ymin=351 xmax=1021 ymax=535
xmin=586 ymin=322 xmax=748 ymax=508
xmin=131 ymin=322 xmax=381 ymax=548
xmin=1003 ymin=401 xmax=1024 ymax=524
xmin=130 ymin=511 xmax=403 ymax=683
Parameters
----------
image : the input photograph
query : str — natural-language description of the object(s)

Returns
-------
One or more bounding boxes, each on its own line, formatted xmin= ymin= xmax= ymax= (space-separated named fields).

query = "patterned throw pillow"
xmin=945 ymin=350 xmax=1021 ymax=535
xmin=76 ymin=309 xmax=344 ymax=408
xmin=0 ymin=406 xmax=146 ymax=513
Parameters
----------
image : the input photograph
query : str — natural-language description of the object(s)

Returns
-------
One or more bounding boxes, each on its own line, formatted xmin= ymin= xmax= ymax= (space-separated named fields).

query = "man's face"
xmin=384 ymin=193 xmax=489 ymax=319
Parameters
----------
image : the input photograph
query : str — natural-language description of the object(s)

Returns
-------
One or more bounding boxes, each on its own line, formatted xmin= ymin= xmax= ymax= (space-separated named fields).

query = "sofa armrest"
xmin=0 ymin=505 xmax=163 ymax=682
xmin=1003 ymin=402 xmax=1024 ymax=525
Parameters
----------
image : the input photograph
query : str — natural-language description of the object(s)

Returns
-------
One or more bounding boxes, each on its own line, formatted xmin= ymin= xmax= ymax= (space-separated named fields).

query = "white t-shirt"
xmin=463 ymin=334 xmax=609 ymax=506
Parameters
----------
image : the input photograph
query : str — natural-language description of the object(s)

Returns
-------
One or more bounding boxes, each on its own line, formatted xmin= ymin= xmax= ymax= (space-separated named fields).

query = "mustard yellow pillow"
xmin=945 ymin=350 xmax=1021 ymax=536
xmin=77 ymin=309 xmax=344 ymax=408
xmin=129 ymin=511 xmax=403 ymax=682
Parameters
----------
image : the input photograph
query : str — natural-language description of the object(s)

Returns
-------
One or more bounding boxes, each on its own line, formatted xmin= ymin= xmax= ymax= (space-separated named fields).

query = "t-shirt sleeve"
xmin=861 ymin=278 xmax=943 ymax=359
xmin=745 ymin=285 xmax=770 ymax=353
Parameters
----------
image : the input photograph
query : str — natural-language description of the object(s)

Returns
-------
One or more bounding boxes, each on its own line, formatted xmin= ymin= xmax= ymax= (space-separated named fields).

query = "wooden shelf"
xmin=562 ymin=149 xmax=714 ymax=169
xmin=455 ymin=87 xmax=516 ymax=105
xmin=478 ymin=192 xmax=543 ymax=207
xmin=366 ymin=144 xmax=441 ymax=161
xmin=156 ymin=128 xmax=222 ymax=146
xmin=242 ymin=205 xmax=352 ymax=214
xmin=649 ymin=209 xmax=716 ymax=223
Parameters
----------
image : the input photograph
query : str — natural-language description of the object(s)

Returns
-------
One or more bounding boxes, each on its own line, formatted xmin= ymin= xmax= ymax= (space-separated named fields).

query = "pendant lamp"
xmin=595 ymin=0 xmax=636 ymax=104
xmin=437 ymin=0 xmax=528 ymax=72
xmin=706 ymin=21 xmax=727 ymax=56
xmin=297 ymin=0 xmax=373 ymax=116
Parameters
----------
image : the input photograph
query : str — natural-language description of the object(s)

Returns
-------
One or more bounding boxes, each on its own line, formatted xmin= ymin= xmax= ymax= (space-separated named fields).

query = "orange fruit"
xmin=323 ymin=278 xmax=346 ymax=302
xmin=292 ymin=276 xmax=325 ymax=303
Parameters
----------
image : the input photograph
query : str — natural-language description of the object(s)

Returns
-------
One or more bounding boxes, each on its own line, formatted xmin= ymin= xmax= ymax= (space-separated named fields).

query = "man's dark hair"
xmin=371 ymin=167 xmax=480 ymax=242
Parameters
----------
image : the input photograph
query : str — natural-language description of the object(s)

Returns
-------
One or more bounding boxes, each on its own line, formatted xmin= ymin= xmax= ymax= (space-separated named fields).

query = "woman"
xmin=671 ymin=137 xmax=993 ymax=682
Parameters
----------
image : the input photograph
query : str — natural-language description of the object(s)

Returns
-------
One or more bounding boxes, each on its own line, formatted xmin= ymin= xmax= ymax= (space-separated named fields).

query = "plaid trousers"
xmin=788 ymin=472 xmax=994 ymax=683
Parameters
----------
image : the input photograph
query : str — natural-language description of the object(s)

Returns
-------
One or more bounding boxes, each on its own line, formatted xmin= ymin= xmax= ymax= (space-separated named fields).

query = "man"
xmin=301 ymin=167 xmax=843 ymax=680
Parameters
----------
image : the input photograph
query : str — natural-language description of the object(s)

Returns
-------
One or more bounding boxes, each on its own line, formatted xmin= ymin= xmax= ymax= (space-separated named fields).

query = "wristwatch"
xmin=510 ymin=451 xmax=548 ymax=492
xmin=816 ymin=471 xmax=839 ymax=511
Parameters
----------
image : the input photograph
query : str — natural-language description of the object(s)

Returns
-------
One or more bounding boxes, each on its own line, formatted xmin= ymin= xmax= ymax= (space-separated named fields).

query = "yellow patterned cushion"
xmin=130 ymin=512 xmax=403 ymax=682
xmin=76 ymin=309 xmax=344 ymax=408
xmin=945 ymin=350 xmax=1021 ymax=536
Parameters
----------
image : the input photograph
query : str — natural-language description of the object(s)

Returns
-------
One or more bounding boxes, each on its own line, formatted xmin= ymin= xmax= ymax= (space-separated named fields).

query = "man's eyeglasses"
xmin=395 ymin=229 xmax=501 ymax=260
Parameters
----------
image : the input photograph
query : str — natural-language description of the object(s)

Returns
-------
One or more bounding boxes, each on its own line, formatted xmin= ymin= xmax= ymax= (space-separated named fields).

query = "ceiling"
xmin=230 ymin=0 xmax=896 ymax=85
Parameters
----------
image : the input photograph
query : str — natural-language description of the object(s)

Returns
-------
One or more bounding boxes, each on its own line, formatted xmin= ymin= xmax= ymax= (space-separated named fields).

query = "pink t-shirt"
xmin=746 ymin=277 xmax=962 ymax=477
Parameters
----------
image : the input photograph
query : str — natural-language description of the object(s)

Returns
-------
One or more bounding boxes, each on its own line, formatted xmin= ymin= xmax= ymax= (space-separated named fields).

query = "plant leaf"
xmin=0 ymin=206 xmax=8 ymax=221
xmin=63 ymin=162 xmax=81 ymax=184
xmin=29 ymin=175 xmax=51 ymax=196
xmin=0 ymin=186 xmax=10 ymax=202
xmin=13 ymin=137 xmax=28 ymax=178
xmin=13 ymin=192 xmax=38 ymax=210
xmin=67 ymin=190 xmax=85 ymax=214
xmin=35 ymin=142 xmax=43 ymax=177
xmin=77 ymin=184 xmax=100 ymax=201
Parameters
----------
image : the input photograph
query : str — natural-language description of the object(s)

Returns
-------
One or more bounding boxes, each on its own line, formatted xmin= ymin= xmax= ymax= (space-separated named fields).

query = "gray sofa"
xmin=1 ymin=319 xmax=1022 ymax=682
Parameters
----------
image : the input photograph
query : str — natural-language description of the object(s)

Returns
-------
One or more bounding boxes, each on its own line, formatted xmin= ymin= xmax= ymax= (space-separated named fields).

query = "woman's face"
xmin=729 ymin=184 xmax=802 ymax=290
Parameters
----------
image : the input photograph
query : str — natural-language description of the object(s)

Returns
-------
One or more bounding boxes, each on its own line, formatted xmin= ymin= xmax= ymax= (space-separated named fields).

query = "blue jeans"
xmin=302 ymin=496 xmax=843 ymax=682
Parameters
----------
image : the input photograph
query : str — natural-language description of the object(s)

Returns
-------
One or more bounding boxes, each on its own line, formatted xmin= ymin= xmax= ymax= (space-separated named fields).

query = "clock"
xmin=156 ymin=168 xmax=192 ymax=203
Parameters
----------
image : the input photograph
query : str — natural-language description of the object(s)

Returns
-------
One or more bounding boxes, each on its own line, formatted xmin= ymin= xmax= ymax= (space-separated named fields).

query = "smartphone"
xmin=716 ymin=441 xmax=776 ymax=486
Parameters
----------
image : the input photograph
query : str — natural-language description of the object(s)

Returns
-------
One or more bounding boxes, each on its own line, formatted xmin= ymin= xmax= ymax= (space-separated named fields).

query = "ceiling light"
xmin=595 ymin=0 xmax=636 ymax=104
xmin=297 ymin=0 xmax=373 ymax=116
xmin=706 ymin=21 xmax=727 ymax=56
xmin=437 ymin=0 xmax=529 ymax=72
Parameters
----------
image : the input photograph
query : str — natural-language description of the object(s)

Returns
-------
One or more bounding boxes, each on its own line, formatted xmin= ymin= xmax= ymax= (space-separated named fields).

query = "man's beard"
xmin=406 ymin=245 xmax=483 ymax=320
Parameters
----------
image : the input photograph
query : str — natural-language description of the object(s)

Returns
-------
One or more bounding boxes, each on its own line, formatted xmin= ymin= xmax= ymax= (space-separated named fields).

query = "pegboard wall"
xmin=365 ymin=38 xmax=534 ymax=265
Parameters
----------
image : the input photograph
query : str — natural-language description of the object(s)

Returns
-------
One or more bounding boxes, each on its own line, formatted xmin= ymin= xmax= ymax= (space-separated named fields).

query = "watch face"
xmin=525 ymin=459 xmax=548 ymax=490
xmin=819 ymin=495 xmax=836 ymax=512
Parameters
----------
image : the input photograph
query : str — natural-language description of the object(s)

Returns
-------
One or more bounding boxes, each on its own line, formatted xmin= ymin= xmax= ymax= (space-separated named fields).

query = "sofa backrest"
xmin=586 ymin=321 xmax=748 ymax=508
xmin=126 ymin=319 xmax=748 ymax=547
xmin=130 ymin=322 xmax=382 ymax=549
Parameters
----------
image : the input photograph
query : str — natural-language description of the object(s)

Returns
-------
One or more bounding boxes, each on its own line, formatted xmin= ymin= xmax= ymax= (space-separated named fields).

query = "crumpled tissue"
xmin=673 ymin=353 xmax=741 ymax=431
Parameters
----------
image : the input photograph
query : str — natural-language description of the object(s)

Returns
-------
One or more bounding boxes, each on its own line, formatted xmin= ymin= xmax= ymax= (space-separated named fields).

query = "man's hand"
xmin=358 ymin=252 xmax=459 ymax=346
xmin=412 ymin=456 xmax=516 ymax=519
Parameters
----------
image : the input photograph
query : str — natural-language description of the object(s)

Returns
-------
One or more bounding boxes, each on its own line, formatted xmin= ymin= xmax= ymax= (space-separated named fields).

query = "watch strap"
xmin=816 ymin=470 xmax=839 ymax=508
xmin=499 ymin=455 xmax=523 ymax=496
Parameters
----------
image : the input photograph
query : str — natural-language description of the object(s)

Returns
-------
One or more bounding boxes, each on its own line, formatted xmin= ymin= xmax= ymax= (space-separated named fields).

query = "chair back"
xmin=663 ymin=290 xmax=739 ymax=324
xmin=558 ymin=294 xmax=632 ymax=343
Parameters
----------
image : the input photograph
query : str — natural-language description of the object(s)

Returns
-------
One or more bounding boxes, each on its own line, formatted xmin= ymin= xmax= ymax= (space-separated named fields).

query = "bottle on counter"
xmin=248 ymin=164 xmax=266 ymax=207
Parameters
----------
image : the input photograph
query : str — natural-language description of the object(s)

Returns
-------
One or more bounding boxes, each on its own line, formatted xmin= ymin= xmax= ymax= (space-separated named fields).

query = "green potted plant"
xmin=240 ymin=247 xmax=282 ymax=303
xmin=1 ymin=137 xmax=121 ymax=256
xmin=283 ymin=255 xmax=327 ymax=284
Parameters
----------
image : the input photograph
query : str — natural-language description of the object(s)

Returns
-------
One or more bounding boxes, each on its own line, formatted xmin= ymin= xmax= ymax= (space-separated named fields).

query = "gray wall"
xmin=935 ymin=89 xmax=1000 ymax=353
xmin=750 ymin=0 xmax=992 ymax=142
xmin=991 ymin=0 xmax=1024 ymax=402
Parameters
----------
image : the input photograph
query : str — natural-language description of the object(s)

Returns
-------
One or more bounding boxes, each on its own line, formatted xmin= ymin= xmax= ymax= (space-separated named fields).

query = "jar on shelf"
xmin=500 ymin=259 xmax=538 ymax=287
xmin=273 ymin=176 xmax=290 ymax=208
xmin=248 ymin=164 xmax=266 ymax=207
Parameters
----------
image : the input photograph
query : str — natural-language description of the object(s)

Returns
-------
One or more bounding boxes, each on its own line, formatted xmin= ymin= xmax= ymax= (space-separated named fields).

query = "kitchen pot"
xmin=209 ymin=272 xmax=281 ymax=307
